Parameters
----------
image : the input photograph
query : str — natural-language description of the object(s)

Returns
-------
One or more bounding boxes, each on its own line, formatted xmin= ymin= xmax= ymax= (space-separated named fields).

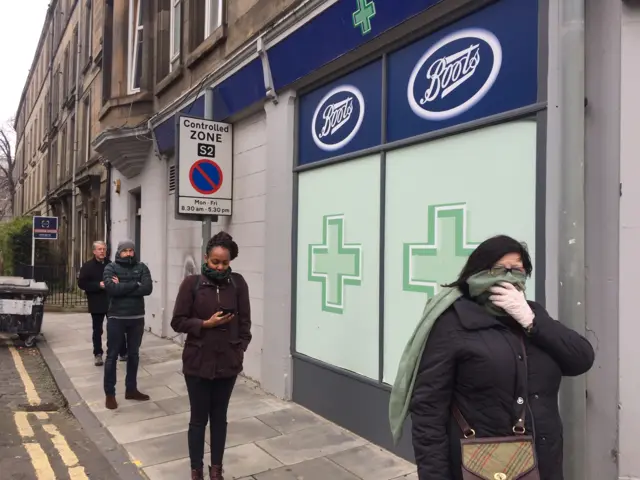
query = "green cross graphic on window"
xmin=403 ymin=203 xmax=480 ymax=297
xmin=352 ymin=0 xmax=376 ymax=35
xmin=308 ymin=214 xmax=363 ymax=314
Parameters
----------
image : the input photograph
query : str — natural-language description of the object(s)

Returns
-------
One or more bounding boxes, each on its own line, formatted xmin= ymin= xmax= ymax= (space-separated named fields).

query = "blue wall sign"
xmin=299 ymin=60 xmax=382 ymax=165
xmin=33 ymin=216 xmax=59 ymax=240
xmin=387 ymin=0 xmax=538 ymax=142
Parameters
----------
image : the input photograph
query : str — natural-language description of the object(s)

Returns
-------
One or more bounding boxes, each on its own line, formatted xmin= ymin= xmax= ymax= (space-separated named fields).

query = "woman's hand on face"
xmin=489 ymin=282 xmax=534 ymax=328
xmin=202 ymin=311 xmax=234 ymax=329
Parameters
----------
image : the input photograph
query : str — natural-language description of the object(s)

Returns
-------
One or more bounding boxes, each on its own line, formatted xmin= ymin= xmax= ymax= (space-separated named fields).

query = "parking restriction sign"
xmin=176 ymin=115 xmax=233 ymax=217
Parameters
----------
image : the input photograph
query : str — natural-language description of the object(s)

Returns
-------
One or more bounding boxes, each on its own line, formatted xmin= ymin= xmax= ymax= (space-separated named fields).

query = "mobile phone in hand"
xmin=219 ymin=307 xmax=235 ymax=316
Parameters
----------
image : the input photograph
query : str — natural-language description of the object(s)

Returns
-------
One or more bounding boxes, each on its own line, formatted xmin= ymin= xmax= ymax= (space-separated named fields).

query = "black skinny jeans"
xmin=185 ymin=375 xmax=237 ymax=469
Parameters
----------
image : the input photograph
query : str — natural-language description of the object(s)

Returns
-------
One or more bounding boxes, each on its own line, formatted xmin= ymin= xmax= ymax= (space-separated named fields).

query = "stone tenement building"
xmin=14 ymin=0 xmax=106 ymax=273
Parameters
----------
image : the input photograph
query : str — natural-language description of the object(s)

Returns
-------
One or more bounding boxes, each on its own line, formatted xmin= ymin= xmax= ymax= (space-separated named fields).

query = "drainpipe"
xmin=45 ymin=5 xmax=55 ymax=214
xmin=148 ymin=120 xmax=169 ymax=337
xmin=551 ymin=0 xmax=586 ymax=478
xmin=70 ymin=1 xmax=83 ymax=277
xmin=105 ymin=161 xmax=112 ymax=255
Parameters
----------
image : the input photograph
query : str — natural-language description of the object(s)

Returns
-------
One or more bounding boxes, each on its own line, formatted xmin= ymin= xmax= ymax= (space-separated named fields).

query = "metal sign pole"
xmin=201 ymin=88 xmax=214 ymax=259
xmin=31 ymin=217 xmax=36 ymax=279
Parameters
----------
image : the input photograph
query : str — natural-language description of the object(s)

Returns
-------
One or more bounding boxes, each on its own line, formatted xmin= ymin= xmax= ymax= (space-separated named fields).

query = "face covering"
xmin=467 ymin=269 xmax=527 ymax=316
xmin=116 ymin=256 xmax=136 ymax=266
xmin=201 ymin=263 xmax=232 ymax=282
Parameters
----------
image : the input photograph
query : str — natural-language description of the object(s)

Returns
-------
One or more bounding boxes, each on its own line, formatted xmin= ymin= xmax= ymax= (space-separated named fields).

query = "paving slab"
xmin=155 ymin=395 xmax=191 ymax=415
xmin=142 ymin=456 xmax=191 ymax=480
xmin=223 ymin=443 xmax=283 ymax=478
xmin=257 ymin=405 xmax=327 ymax=434
xmin=253 ymin=457 xmax=359 ymax=480
xmin=108 ymin=412 xmax=191 ymax=444
xmin=95 ymin=401 xmax=168 ymax=427
xmin=256 ymin=424 xmax=368 ymax=466
xmin=329 ymin=444 xmax=415 ymax=480
xmin=226 ymin=417 xmax=281 ymax=447
xmin=125 ymin=431 xmax=209 ymax=468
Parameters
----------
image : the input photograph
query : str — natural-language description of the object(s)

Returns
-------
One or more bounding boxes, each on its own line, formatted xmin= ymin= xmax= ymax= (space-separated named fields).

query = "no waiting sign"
xmin=176 ymin=115 xmax=233 ymax=217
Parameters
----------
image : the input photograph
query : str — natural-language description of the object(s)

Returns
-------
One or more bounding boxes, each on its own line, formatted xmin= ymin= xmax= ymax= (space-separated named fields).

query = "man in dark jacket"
xmin=102 ymin=239 xmax=153 ymax=410
xmin=78 ymin=240 xmax=127 ymax=366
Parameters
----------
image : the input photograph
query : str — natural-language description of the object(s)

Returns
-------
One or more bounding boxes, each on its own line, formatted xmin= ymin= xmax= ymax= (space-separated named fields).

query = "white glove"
xmin=489 ymin=282 xmax=534 ymax=328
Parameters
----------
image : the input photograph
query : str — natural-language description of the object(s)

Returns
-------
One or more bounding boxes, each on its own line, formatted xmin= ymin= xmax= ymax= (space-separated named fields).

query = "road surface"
xmin=0 ymin=336 xmax=120 ymax=479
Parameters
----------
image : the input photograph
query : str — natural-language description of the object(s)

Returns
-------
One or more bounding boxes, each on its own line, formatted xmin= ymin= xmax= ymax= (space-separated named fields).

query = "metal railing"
xmin=15 ymin=263 xmax=88 ymax=309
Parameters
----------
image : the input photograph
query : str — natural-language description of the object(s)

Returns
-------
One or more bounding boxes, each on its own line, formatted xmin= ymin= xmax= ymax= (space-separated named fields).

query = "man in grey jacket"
xmin=102 ymin=239 xmax=153 ymax=410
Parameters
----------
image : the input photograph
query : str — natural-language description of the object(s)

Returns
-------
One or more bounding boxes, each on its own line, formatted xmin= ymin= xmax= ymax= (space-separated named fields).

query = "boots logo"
xmin=312 ymin=85 xmax=365 ymax=152
xmin=408 ymin=28 xmax=502 ymax=121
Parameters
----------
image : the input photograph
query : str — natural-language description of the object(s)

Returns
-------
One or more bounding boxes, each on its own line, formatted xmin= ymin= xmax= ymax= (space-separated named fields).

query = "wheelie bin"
xmin=0 ymin=276 xmax=48 ymax=347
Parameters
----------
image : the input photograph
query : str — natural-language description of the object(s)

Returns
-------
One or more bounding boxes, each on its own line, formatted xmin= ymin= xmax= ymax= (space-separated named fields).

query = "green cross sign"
xmin=403 ymin=203 xmax=479 ymax=297
xmin=308 ymin=215 xmax=363 ymax=314
xmin=352 ymin=0 xmax=376 ymax=35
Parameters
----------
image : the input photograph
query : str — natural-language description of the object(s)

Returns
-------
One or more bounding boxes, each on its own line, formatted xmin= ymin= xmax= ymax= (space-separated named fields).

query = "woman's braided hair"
xmin=206 ymin=231 xmax=239 ymax=260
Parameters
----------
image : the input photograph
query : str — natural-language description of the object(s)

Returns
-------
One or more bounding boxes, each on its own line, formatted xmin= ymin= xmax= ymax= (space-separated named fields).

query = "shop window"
xmin=295 ymin=155 xmax=381 ymax=380
xmin=128 ymin=0 xmax=144 ymax=93
xmin=382 ymin=121 xmax=538 ymax=384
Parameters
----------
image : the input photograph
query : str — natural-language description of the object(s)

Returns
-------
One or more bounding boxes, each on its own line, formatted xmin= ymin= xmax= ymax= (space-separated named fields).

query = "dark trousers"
xmin=91 ymin=313 xmax=127 ymax=357
xmin=185 ymin=375 xmax=237 ymax=469
xmin=103 ymin=317 xmax=144 ymax=396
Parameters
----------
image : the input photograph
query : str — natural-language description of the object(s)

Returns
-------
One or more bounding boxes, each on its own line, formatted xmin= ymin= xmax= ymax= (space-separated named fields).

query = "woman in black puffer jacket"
xmin=410 ymin=235 xmax=594 ymax=480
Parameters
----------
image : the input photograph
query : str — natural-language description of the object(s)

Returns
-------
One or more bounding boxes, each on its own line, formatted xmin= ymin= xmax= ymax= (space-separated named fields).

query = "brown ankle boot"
xmin=191 ymin=468 xmax=204 ymax=480
xmin=209 ymin=465 xmax=224 ymax=480
xmin=105 ymin=395 xmax=118 ymax=410
xmin=125 ymin=390 xmax=150 ymax=401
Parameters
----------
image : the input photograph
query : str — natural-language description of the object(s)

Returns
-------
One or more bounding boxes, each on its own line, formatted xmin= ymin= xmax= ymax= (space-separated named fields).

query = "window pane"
xmin=295 ymin=155 xmax=381 ymax=380
xmin=208 ymin=0 xmax=220 ymax=33
xmin=172 ymin=4 xmax=180 ymax=58
xmin=382 ymin=121 xmax=538 ymax=384
xmin=134 ymin=41 xmax=143 ymax=89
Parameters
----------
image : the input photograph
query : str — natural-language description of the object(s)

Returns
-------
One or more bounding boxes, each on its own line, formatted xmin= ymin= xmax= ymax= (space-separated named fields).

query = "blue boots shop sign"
xmin=407 ymin=29 xmax=502 ymax=121
xmin=312 ymin=85 xmax=366 ymax=152
xmin=297 ymin=0 xmax=538 ymax=165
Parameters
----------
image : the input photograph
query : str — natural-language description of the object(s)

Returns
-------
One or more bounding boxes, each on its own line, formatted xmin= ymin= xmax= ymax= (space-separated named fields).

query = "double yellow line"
xmin=8 ymin=341 xmax=89 ymax=479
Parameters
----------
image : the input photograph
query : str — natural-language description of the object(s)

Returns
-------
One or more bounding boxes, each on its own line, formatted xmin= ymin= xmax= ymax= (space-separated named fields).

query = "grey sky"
xmin=0 ymin=1 xmax=50 ymax=127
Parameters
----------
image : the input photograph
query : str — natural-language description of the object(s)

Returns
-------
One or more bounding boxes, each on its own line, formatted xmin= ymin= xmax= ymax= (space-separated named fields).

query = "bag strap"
xmin=191 ymin=274 xmax=202 ymax=300
xmin=453 ymin=335 xmax=529 ymax=438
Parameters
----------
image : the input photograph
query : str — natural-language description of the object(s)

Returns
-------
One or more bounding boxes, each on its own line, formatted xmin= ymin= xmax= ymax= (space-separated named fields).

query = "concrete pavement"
xmin=42 ymin=313 xmax=417 ymax=480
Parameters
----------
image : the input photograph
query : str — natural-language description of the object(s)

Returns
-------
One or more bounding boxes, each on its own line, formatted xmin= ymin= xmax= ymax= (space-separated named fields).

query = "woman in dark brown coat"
xmin=171 ymin=232 xmax=252 ymax=480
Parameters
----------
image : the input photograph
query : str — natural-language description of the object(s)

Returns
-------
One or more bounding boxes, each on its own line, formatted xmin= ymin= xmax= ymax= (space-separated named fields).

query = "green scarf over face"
xmin=388 ymin=270 xmax=527 ymax=444
xmin=467 ymin=269 xmax=527 ymax=316
xmin=201 ymin=263 xmax=232 ymax=282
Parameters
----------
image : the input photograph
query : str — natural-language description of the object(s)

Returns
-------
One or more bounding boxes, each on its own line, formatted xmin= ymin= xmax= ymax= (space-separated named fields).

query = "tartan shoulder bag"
xmin=453 ymin=336 xmax=541 ymax=480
